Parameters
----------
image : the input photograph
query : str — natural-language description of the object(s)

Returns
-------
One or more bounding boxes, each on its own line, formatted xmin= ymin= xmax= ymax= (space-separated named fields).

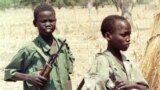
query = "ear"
xmin=33 ymin=19 xmax=37 ymax=27
xmin=104 ymin=32 xmax=112 ymax=41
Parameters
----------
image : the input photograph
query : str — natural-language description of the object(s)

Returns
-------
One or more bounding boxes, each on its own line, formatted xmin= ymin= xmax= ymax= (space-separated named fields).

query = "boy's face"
xmin=34 ymin=10 xmax=56 ymax=36
xmin=107 ymin=20 xmax=131 ymax=51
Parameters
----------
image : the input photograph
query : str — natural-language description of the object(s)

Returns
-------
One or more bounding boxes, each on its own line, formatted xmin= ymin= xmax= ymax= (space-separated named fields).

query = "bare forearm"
xmin=135 ymin=84 xmax=148 ymax=90
xmin=11 ymin=72 xmax=28 ymax=81
xmin=11 ymin=72 xmax=47 ymax=88
xmin=115 ymin=80 xmax=148 ymax=90
xmin=129 ymin=83 xmax=148 ymax=90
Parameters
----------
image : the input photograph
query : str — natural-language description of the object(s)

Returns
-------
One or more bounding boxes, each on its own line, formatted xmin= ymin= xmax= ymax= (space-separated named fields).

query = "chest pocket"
xmin=102 ymin=53 xmax=130 ymax=81
xmin=24 ymin=52 xmax=46 ymax=74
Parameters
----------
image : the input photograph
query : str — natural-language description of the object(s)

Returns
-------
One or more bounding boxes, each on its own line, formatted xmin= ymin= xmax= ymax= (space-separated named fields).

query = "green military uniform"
xmin=85 ymin=50 xmax=148 ymax=90
xmin=4 ymin=36 xmax=75 ymax=90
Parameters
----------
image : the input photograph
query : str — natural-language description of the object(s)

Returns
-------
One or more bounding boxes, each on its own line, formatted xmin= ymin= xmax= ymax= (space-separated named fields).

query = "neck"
xmin=40 ymin=35 xmax=53 ymax=46
xmin=107 ymin=45 xmax=122 ymax=61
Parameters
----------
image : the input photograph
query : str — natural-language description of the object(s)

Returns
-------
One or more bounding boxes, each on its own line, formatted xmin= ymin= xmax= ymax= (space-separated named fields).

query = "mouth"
xmin=46 ymin=29 xmax=52 ymax=32
xmin=122 ymin=44 xmax=130 ymax=51
xmin=45 ymin=27 xmax=53 ymax=32
xmin=125 ymin=43 xmax=130 ymax=47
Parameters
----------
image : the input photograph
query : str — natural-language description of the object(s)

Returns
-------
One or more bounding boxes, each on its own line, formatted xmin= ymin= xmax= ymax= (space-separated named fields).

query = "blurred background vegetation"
xmin=0 ymin=0 xmax=156 ymax=10
xmin=0 ymin=0 xmax=160 ymax=90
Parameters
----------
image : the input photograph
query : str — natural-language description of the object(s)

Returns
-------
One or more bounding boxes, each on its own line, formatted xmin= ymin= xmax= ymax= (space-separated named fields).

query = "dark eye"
xmin=121 ymin=32 xmax=131 ymax=37
xmin=121 ymin=33 xmax=126 ymax=37
xmin=39 ymin=20 xmax=47 ymax=23
xmin=49 ymin=20 xmax=53 ymax=22
xmin=51 ymin=19 xmax=56 ymax=22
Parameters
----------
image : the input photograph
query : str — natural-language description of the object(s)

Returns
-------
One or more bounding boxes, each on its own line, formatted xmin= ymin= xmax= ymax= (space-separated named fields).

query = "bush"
xmin=137 ymin=0 xmax=150 ymax=4
xmin=0 ymin=0 xmax=12 ymax=10
xmin=0 ymin=0 xmax=22 ymax=10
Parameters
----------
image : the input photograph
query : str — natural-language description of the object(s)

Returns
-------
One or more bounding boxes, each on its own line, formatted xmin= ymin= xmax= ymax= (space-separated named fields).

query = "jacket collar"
xmin=34 ymin=35 xmax=57 ymax=53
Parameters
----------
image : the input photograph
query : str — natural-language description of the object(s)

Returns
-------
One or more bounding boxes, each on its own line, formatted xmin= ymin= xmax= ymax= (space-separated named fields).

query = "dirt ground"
xmin=0 ymin=4 xmax=157 ymax=90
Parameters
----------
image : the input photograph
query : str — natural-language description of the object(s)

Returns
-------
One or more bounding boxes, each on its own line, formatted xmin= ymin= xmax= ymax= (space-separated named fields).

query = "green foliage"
xmin=74 ymin=0 xmax=87 ymax=6
xmin=19 ymin=0 xmax=41 ymax=7
xmin=0 ymin=0 xmax=13 ymax=10
xmin=52 ymin=0 xmax=65 ymax=9
xmin=137 ymin=0 xmax=150 ymax=4
xmin=64 ymin=0 xmax=75 ymax=6
xmin=0 ymin=0 xmax=113 ymax=10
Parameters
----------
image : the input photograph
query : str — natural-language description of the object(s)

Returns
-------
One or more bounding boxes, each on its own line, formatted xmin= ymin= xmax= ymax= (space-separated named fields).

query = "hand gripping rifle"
xmin=39 ymin=39 xmax=66 ymax=90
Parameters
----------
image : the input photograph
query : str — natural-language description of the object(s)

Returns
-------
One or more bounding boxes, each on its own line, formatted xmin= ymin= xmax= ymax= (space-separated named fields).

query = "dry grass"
xmin=141 ymin=13 xmax=160 ymax=90
xmin=0 ymin=5 xmax=157 ymax=90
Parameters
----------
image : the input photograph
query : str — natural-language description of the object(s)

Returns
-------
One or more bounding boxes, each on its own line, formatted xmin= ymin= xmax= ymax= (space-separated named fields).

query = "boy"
xmin=85 ymin=15 xmax=148 ymax=90
xmin=4 ymin=3 xmax=74 ymax=90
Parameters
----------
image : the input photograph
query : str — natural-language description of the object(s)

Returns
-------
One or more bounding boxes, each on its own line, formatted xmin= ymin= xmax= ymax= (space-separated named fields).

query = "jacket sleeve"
xmin=4 ymin=46 xmax=33 ymax=81
xmin=85 ymin=54 xmax=115 ymax=90
xmin=130 ymin=61 xmax=149 ymax=89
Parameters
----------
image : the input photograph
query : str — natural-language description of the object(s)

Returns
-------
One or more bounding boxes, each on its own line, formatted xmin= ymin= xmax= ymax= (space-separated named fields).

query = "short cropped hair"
xmin=101 ymin=15 xmax=127 ymax=37
xmin=34 ymin=3 xmax=55 ymax=21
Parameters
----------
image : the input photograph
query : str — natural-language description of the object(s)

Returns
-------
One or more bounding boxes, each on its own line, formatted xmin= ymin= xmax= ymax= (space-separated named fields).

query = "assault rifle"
xmin=39 ymin=39 xmax=66 ymax=90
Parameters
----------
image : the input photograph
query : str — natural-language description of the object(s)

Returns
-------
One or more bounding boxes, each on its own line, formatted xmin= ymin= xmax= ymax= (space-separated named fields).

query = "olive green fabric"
xmin=85 ymin=51 xmax=148 ymax=90
xmin=4 ymin=36 xmax=75 ymax=90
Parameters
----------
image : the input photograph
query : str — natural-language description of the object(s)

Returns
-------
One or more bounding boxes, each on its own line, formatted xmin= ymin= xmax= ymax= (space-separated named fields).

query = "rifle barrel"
xmin=49 ymin=39 xmax=66 ymax=65
xmin=77 ymin=79 xmax=84 ymax=90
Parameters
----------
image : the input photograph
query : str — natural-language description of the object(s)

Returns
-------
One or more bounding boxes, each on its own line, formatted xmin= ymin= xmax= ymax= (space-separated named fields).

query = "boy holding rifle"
xmin=4 ymin=3 xmax=74 ymax=90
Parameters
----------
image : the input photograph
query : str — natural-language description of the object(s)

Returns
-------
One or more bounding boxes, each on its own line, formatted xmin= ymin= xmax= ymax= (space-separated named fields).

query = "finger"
xmin=37 ymin=81 xmax=46 ymax=88
xmin=118 ymin=85 xmax=131 ymax=90
xmin=33 ymin=76 xmax=47 ymax=86
xmin=118 ymin=85 xmax=127 ymax=90
xmin=35 ymin=69 xmax=43 ymax=75
xmin=31 ymin=79 xmax=44 ymax=88
xmin=38 ymin=76 xmax=48 ymax=83
xmin=38 ymin=75 xmax=47 ymax=80
xmin=35 ymin=78 xmax=44 ymax=86
xmin=37 ymin=71 xmax=41 ymax=75
xmin=115 ymin=80 xmax=124 ymax=86
xmin=116 ymin=82 xmax=126 ymax=88
xmin=37 ymin=76 xmax=48 ymax=85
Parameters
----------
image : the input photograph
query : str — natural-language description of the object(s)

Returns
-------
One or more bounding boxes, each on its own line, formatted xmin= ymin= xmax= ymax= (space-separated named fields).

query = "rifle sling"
xmin=32 ymin=42 xmax=50 ymax=62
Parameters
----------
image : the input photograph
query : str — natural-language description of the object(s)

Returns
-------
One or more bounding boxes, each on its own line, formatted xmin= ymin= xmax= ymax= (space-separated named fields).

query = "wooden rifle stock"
xmin=39 ymin=63 xmax=52 ymax=78
xmin=39 ymin=39 xmax=66 ymax=90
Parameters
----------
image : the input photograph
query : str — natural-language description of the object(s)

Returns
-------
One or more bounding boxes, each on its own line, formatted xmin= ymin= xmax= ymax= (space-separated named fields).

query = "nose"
xmin=45 ymin=21 xmax=51 ymax=26
xmin=126 ymin=35 xmax=130 ymax=42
